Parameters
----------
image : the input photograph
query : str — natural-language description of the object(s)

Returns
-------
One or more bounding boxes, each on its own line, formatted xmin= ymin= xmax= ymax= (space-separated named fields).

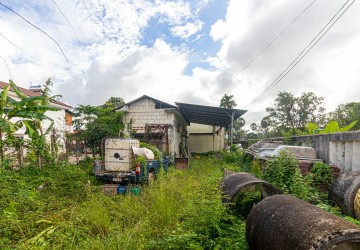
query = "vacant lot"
xmin=0 ymin=156 xmax=248 ymax=249
xmin=1 ymin=150 xmax=359 ymax=249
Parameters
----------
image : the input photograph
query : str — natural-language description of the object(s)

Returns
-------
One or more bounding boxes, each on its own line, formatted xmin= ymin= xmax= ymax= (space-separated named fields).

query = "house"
xmin=0 ymin=81 xmax=73 ymax=142
xmin=115 ymin=95 xmax=247 ymax=156
xmin=115 ymin=95 xmax=189 ymax=156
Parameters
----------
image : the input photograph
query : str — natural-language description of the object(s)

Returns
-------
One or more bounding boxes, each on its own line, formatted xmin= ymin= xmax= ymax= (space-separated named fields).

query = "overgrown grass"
xmin=0 ymin=157 xmax=248 ymax=249
xmin=3 ymin=148 xmax=358 ymax=249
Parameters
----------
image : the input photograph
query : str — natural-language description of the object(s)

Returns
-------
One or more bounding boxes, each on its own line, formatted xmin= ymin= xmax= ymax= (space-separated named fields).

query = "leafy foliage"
xmin=72 ymin=98 xmax=125 ymax=155
xmin=258 ymin=91 xmax=326 ymax=137
xmin=310 ymin=162 xmax=333 ymax=189
xmin=308 ymin=120 xmax=358 ymax=134
xmin=219 ymin=94 xmax=237 ymax=108
xmin=0 ymin=79 xmax=60 ymax=166
xmin=232 ymin=118 xmax=247 ymax=141
xmin=263 ymin=150 xmax=312 ymax=201
xmin=330 ymin=102 xmax=360 ymax=131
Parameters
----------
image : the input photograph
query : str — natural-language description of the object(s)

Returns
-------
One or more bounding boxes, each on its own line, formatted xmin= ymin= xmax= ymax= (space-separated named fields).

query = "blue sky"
xmin=1 ymin=0 xmax=360 ymax=126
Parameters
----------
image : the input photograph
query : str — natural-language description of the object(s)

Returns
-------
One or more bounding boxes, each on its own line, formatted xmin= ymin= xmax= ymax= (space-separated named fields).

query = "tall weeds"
xmin=0 ymin=157 xmax=248 ymax=249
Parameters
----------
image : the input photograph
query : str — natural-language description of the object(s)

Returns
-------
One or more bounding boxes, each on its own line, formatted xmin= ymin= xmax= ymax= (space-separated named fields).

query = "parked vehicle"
xmin=93 ymin=138 xmax=172 ymax=184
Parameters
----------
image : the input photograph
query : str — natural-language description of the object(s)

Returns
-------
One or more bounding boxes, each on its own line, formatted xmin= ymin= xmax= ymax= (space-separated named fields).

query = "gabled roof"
xmin=115 ymin=94 xmax=246 ymax=127
xmin=0 ymin=81 xmax=72 ymax=109
xmin=176 ymin=102 xmax=247 ymax=127
xmin=115 ymin=95 xmax=177 ymax=110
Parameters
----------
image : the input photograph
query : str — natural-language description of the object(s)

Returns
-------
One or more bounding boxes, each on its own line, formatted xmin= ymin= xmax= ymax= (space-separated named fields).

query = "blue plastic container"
xmin=131 ymin=187 xmax=141 ymax=196
xmin=117 ymin=185 xmax=127 ymax=195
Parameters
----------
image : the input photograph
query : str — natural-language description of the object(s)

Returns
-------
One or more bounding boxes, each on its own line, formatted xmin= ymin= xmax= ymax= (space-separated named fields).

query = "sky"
xmin=1 ymin=0 xmax=360 ymax=127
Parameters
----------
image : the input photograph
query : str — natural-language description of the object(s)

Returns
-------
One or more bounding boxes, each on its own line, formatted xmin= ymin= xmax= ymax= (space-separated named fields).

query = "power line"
xmin=0 ymin=2 xmax=69 ymax=61
xmin=0 ymin=55 xmax=14 ymax=80
xmin=222 ymin=0 xmax=319 ymax=90
xmin=0 ymin=32 xmax=23 ymax=50
xmin=244 ymin=0 xmax=356 ymax=109
xmin=50 ymin=0 xmax=80 ymax=44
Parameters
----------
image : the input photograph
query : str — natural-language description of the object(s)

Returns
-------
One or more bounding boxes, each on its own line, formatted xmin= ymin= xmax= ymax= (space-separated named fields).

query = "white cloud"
xmin=2 ymin=0 xmax=360 ymax=130
xmin=170 ymin=20 xmax=203 ymax=39
xmin=210 ymin=19 xmax=226 ymax=42
xmin=59 ymin=39 xmax=190 ymax=105
xmin=207 ymin=0 xmax=360 ymax=127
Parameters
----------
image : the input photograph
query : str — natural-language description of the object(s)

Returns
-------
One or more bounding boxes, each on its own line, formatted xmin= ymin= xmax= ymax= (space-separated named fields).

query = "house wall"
xmin=123 ymin=98 xmax=174 ymax=131
xmin=120 ymin=98 xmax=187 ymax=156
xmin=188 ymin=123 xmax=225 ymax=153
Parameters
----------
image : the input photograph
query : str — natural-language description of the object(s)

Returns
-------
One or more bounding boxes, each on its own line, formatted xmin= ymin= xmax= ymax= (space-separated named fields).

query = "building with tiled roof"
xmin=0 ymin=80 xmax=73 ymax=140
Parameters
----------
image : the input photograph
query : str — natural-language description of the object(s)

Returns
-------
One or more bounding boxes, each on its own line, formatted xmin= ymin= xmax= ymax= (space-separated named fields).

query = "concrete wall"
xmin=264 ymin=131 xmax=360 ymax=173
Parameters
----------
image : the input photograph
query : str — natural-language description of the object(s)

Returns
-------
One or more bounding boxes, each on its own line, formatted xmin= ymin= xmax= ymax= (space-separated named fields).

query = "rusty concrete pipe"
xmin=246 ymin=195 xmax=360 ymax=250
xmin=329 ymin=171 xmax=360 ymax=219
xmin=222 ymin=172 xmax=283 ymax=204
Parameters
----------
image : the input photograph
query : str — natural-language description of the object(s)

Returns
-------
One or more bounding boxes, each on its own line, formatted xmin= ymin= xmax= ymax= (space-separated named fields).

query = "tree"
xmin=219 ymin=94 xmax=238 ymax=144
xmin=232 ymin=117 xmax=247 ymax=141
xmin=72 ymin=99 xmax=125 ymax=156
xmin=263 ymin=91 xmax=325 ymax=136
xmin=296 ymin=92 xmax=326 ymax=128
xmin=102 ymin=97 xmax=125 ymax=109
xmin=330 ymin=102 xmax=360 ymax=131
xmin=265 ymin=92 xmax=296 ymax=132
xmin=220 ymin=94 xmax=237 ymax=108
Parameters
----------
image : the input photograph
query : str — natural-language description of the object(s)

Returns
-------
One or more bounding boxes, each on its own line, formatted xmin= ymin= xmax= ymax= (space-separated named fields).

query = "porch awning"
xmin=175 ymin=102 xmax=247 ymax=127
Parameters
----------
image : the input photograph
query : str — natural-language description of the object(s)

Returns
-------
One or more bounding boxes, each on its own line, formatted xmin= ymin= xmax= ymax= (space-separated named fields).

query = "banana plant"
xmin=308 ymin=120 xmax=358 ymax=135
xmin=1 ymin=80 xmax=59 ymax=164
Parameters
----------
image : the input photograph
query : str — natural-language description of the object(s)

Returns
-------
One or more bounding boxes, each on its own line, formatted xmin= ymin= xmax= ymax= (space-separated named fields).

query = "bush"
xmin=263 ymin=150 xmax=312 ymax=201
xmin=310 ymin=162 xmax=333 ymax=189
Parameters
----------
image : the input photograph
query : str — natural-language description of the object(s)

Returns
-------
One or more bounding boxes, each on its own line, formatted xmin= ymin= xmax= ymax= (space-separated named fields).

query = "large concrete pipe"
xmin=329 ymin=171 xmax=360 ymax=219
xmin=222 ymin=172 xmax=283 ymax=204
xmin=246 ymin=195 xmax=360 ymax=250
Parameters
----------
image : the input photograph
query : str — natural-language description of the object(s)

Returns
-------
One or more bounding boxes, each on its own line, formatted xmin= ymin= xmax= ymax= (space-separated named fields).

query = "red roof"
xmin=0 ymin=81 xmax=72 ymax=109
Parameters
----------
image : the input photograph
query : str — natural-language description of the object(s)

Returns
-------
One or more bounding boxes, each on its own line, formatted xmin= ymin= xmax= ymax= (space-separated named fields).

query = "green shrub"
xmin=310 ymin=162 xmax=333 ymax=189
xmin=232 ymin=188 xmax=262 ymax=219
xmin=263 ymin=150 xmax=312 ymax=201
xmin=248 ymin=160 xmax=263 ymax=178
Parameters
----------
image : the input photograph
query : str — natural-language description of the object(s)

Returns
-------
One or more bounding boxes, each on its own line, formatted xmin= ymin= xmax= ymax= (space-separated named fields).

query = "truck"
xmin=93 ymin=138 xmax=173 ymax=185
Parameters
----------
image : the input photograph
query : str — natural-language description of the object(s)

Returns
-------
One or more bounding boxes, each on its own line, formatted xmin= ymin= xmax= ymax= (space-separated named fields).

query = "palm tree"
xmin=220 ymin=94 xmax=237 ymax=108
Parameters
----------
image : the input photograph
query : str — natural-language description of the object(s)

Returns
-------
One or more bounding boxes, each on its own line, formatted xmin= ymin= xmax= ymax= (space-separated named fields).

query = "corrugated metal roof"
xmin=176 ymin=102 xmax=247 ymax=127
